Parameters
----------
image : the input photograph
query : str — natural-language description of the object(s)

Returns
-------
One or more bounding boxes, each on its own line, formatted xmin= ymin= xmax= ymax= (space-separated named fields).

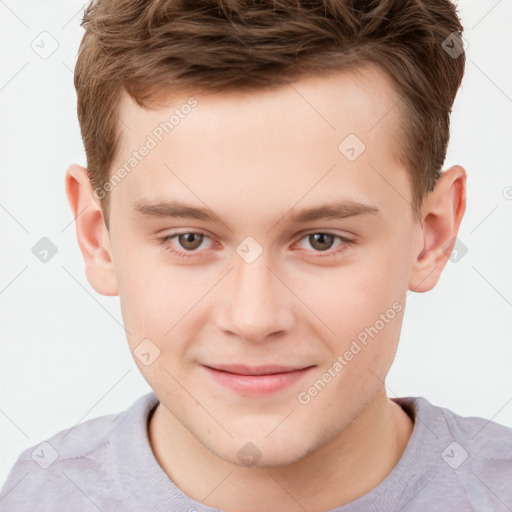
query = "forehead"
xmin=116 ymin=63 xmax=402 ymax=154
xmin=110 ymin=64 xmax=410 ymax=221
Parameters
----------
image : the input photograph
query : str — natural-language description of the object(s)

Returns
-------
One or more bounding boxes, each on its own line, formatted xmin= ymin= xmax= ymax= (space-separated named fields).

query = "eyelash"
xmin=158 ymin=230 xmax=353 ymax=260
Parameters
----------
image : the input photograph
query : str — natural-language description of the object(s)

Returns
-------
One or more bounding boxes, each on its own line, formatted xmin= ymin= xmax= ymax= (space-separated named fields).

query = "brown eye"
xmin=294 ymin=231 xmax=352 ymax=258
xmin=308 ymin=233 xmax=335 ymax=251
xmin=158 ymin=231 xmax=214 ymax=260
xmin=178 ymin=233 xmax=204 ymax=251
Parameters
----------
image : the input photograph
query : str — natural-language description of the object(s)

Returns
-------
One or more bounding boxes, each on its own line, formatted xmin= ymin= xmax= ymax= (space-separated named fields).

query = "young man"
xmin=1 ymin=0 xmax=511 ymax=510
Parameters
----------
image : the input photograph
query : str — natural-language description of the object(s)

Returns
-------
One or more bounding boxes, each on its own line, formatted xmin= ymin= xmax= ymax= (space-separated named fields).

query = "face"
xmin=101 ymin=65 xmax=424 ymax=466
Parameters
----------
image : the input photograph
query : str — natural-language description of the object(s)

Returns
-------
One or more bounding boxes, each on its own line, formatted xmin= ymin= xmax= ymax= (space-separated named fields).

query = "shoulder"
xmin=0 ymin=392 xmax=159 ymax=512
xmin=393 ymin=396 xmax=512 ymax=511
xmin=399 ymin=396 xmax=512 ymax=453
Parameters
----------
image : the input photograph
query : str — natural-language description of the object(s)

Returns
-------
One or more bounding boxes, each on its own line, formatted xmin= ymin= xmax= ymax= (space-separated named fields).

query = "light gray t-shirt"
xmin=1 ymin=392 xmax=511 ymax=511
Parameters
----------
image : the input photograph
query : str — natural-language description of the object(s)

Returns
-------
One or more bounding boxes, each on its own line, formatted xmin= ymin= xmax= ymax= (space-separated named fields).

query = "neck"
xmin=148 ymin=387 xmax=414 ymax=512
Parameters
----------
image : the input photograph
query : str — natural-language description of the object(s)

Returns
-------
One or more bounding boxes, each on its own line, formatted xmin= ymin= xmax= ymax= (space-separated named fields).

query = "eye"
xmin=158 ymin=231 xmax=214 ymax=259
xmin=293 ymin=231 xmax=352 ymax=257
xmin=158 ymin=230 xmax=353 ymax=259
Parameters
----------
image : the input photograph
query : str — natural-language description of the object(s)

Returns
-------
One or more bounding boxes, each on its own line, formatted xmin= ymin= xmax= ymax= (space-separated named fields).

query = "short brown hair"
xmin=74 ymin=0 xmax=465 ymax=227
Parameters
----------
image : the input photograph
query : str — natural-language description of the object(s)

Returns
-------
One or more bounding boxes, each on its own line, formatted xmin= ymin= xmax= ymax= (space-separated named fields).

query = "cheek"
xmin=306 ymin=304 xmax=403 ymax=416
xmin=113 ymin=245 xmax=176 ymax=341
xmin=114 ymin=245 xmax=218 ymax=357
xmin=304 ymin=240 xmax=407 ymax=374
xmin=311 ymin=255 xmax=404 ymax=334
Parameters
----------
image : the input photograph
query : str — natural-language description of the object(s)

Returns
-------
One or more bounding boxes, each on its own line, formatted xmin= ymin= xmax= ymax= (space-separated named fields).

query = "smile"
xmin=200 ymin=364 xmax=316 ymax=395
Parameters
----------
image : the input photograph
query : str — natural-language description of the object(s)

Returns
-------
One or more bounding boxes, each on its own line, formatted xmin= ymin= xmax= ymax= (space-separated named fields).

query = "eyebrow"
xmin=132 ymin=199 xmax=380 ymax=224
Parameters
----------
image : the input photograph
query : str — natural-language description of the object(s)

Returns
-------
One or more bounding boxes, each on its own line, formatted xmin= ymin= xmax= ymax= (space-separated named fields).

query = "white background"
xmin=1 ymin=0 xmax=511 ymax=486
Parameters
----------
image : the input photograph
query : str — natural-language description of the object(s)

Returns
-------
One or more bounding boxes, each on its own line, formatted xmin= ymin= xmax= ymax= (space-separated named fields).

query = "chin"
xmin=203 ymin=428 xmax=322 ymax=469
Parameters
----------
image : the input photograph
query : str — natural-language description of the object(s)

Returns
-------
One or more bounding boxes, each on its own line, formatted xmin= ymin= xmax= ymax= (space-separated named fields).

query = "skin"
xmin=65 ymin=64 xmax=466 ymax=511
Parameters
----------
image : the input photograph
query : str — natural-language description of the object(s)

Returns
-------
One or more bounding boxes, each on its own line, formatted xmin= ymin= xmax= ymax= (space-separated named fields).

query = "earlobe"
xmin=408 ymin=165 xmax=467 ymax=293
xmin=65 ymin=164 xmax=119 ymax=296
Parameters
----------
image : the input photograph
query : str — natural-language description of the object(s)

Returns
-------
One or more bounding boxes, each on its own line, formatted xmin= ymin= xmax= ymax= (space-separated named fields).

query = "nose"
xmin=215 ymin=247 xmax=295 ymax=343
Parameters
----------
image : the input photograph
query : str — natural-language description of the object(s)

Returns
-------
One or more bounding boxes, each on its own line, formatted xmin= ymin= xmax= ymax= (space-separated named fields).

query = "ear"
xmin=409 ymin=165 xmax=467 ymax=293
xmin=65 ymin=164 xmax=119 ymax=296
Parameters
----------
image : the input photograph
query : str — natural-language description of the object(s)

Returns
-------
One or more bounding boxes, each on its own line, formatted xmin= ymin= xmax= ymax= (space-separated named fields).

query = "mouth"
xmin=204 ymin=363 xmax=313 ymax=376
xmin=200 ymin=363 xmax=316 ymax=394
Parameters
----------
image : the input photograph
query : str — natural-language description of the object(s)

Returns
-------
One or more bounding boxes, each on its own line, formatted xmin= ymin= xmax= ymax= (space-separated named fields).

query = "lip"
xmin=200 ymin=364 xmax=316 ymax=395
xmin=205 ymin=364 xmax=310 ymax=375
